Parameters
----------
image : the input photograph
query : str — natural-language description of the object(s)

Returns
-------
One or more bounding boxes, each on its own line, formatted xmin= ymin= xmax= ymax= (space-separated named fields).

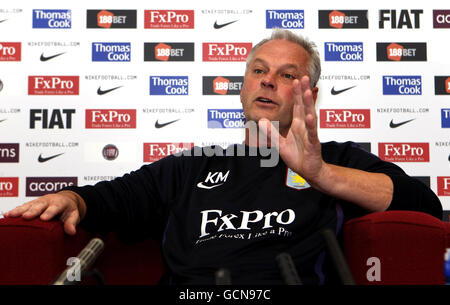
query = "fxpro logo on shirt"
xmin=196 ymin=209 xmax=295 ymax=244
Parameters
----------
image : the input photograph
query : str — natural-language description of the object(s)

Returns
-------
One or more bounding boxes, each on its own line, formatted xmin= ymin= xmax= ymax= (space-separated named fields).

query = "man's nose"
xmin=261 ymin=73 xmax=276 ymax=90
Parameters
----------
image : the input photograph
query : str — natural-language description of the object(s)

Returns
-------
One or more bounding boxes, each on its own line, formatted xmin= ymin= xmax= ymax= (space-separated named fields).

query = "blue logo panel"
xmin=266 ymin=10 xmax=305 ymax=29
xmin=92 ymin=43 xmax=131 ymax=62
xmin=324 ymin=42 xmax=363 ymax=61
xmin=32 ymin=9 xmax=72 ymax=28
xmin=207 ymin=109 xmax=245 ymax=128
xmin=442 ymin=109 xmax=450 ymax=128
xmin=150 ymin=76 xmax=188 ymax=95
xmin=383 ymin=76 xmax=422 ymax=95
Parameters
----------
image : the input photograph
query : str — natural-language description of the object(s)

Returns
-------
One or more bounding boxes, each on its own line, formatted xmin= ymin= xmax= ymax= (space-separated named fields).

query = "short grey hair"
xmin=246 ymin=28 xmax=321 ymax=88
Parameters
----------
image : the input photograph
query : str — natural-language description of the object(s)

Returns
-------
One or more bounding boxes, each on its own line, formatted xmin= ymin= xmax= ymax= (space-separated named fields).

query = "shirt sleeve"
xmin=322 ymin=141 xmax=443 ymax=220
xmin=62 ymin=154 xmax=188 ymax=242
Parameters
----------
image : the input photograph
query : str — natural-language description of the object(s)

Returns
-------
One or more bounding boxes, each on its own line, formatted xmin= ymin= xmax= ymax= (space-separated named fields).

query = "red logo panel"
xmin=144 ymin=10 xmax=194 ymax=29
xmin=0 ymin=177 xmax=18 ymax=197
xmin=378 ymin=143 xmax=430 ymax=162
xmin=203 ymin=43 xmax=252 ymax=62
xmin=28 ymin=76 xmax=79 ymax=95
xmin=0 ymin=42 xmax=21 ymax=61
xmin=320 ymin=109 xmax=370 ymax=128
xmin=85 ymin=109 xmax=136 ymax=129
xmin=143 ymin=143 xmax=193 ymax=162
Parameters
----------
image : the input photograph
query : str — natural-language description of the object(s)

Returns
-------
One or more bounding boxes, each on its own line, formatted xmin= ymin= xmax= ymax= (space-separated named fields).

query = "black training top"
xmin=65 ymin=142 xmax=442 ymax=285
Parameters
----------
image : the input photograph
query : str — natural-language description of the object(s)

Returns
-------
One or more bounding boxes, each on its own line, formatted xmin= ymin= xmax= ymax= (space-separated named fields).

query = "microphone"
xmin=215 ymin=268 xmax=232 ymax=285
xmin=276 ymin=252 xmax=302 ymax=285
xmin=321 ymin=229 xmax=355 ymax=285
xmin=52 ymin=238 xmax=105 ymax=285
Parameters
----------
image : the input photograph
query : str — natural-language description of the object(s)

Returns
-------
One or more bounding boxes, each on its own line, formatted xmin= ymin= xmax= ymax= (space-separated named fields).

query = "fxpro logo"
xmin=26 ymin=177 xmax=77 ymax=197
xmin=207 ymin=109 xmax=245 ymax=128
xmin=437 ymin=177 xmax=450 ymax=196
xmin=442 ymin=109 xmax=450 ymax=128
xmin=144 ymin=10 xmax=194 ymax=29
xmin=378 ymin=143 xmax=429 ymax=162
xmin=92 ymin=42 xmax=131 ymax=62
xmin=0 ymin=177 xmax=19 ymax=197
xmin=266 ymin=10 xmax=304 ymax=29
xmin=202 ymin=76 xmax=243 ymax=95
xmin=149 ymin=76 xmax=188 ymax=95
xmin=324 ymin=42 xmax=363 ymax=61
xmin=202 ymin=43 xmax=252 ymax=62
xmin=28 ymin=76 xmax=79 ymax=95
xmin=86 ymin=10 xmax=137 ymax=28
xmin=320 ymin=109 xmax=370 ymax=128
xmin=143 ymin=142 xmax=194 ymax=162
xmin=383 ymin=76 xmax=422 ymax=95
xmin=318 ymin=10 xmax=368 ymax=29
xmin=376 ymin=43 xmax=427 ymax=61
xmin=199 ymin=209 xmax=296 ymax=238
xmin=144 ymin=42 xmax=194 ymax=61
xmin=0 ymin=42 xmax=21 ymax=61
xmin=85 ymin=109 xmax=136 ymax=129
xmin=32 ymin=9 xmax=72 ymax=29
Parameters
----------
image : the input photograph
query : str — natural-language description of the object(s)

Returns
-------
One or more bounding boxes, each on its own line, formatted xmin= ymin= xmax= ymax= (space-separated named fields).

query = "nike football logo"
xmin=331 ymin=85 xmax=356 ymax=95
xmin=97 ymin=86 xmax=123 ymax=95
xmin=155 ymin=119 xmax=180 ymax=129
xmin=38 ymin=153 xmax=64 ymax=163
xmin=40 ymin=52 xmax=66 ymax=62
xmin=214 ymin=20 xmax=238 ymax=29
xmin=389 ymin=118 xmax=415 ymax=128
xmin=197 ymin=182 xmax=224 ymax=189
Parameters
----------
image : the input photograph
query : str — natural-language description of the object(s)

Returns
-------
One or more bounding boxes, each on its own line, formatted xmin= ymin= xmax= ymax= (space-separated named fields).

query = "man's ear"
xmin=312 ymin=87 xmax=319 ymax=104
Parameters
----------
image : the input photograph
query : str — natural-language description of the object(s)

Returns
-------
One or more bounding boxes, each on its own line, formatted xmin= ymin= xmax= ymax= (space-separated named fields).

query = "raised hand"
xmin=259 ymin=75 xmax=324 ymax=183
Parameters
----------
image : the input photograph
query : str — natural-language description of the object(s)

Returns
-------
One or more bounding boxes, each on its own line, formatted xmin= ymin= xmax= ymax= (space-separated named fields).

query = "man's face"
xmin=240 ymin=39 xmax=315 ymax=136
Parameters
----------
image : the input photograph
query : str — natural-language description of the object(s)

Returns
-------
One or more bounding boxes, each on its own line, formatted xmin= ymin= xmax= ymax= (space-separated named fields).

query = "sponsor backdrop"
xmin=0 ymin=0 xmax=449 ymax=219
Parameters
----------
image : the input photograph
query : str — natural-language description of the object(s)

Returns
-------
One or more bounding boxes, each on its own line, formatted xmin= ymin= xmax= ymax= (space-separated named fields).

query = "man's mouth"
xmin=255 ymin=97 xmax=277 ymax=105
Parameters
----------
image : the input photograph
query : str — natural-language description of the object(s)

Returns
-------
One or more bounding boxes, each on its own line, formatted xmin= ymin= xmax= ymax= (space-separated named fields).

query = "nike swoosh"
xmin=331 ymin=85 xmax=356 ymax=95
xmin=197 ymin=182 xmax=224 ymax=189
xmin=155 ymin=119 xmax=180 ymax=129
xmin=389 ymin=118 xmax=415 ymax=128
xmin=0 ymin=119 xmax=6 ymax=123
xmin=214 ymin=20 xmax=238 ymax=29
xmin=0 ymin=19 xmax=7 ymax=23
xmin=97 ymin=86 xmax=123 ymax=95
xmin=38 ymin=153 xmax=64 ymax=163
xmin=40 ymin=52 xmax=66 ymax=62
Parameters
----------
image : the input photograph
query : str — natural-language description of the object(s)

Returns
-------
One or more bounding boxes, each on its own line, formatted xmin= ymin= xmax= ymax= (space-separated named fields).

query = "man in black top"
xmin=5 ymin=29 xmax=442 ymax=284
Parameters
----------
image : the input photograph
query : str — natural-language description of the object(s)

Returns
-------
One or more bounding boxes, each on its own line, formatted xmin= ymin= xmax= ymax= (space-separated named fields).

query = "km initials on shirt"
xmin=197 ymin=170 xmax=230 ymax=189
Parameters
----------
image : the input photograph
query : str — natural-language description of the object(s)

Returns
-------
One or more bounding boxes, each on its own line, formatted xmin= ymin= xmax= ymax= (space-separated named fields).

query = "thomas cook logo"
xmin=285 ymin=168 xmax=310 ymax=190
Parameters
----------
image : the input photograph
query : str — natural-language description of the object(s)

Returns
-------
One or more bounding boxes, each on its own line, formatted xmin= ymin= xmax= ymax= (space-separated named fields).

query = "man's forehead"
xmin=249 ymin=39 xmax=309 ymax=67
xmin=251 ymin=58 xmax=300 ymax=70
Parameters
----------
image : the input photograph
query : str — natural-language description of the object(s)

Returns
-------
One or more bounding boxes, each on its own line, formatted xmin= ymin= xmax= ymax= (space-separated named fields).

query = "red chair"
xmin=343 ymin=211 xmax=450 ymax=285
xmin=0 ymin=217 xmax=164 ymax=285
xmin=0 ymin=211 xmax=448 ymax=285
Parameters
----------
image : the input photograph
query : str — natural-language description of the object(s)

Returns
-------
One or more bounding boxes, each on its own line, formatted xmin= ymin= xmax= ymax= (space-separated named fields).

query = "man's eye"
xmin=283 ymin=73 xmax=295 ymax=79
xmin=254 ymin=69 xmax=264 ymax=74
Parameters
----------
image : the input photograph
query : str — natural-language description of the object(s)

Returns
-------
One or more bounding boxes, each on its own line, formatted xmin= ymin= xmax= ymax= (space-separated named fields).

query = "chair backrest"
xmin=0 ymin=217 xmax=164 ymax=285
xmin=343 ymin=211 xmax=448 ymax=285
